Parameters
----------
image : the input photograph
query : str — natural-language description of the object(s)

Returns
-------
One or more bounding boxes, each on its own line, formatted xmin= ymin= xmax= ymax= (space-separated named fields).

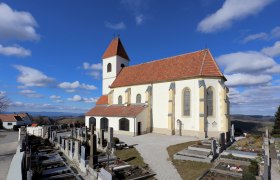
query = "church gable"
xmin=110 ymin=49 xmax=225 ymax=88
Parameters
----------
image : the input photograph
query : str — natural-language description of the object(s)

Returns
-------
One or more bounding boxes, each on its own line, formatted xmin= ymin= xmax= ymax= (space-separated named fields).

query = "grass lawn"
xmin=167 ymin=141 xmax=213 ymax=180
xmin=115 ymin=147 xmax=147 ymax=167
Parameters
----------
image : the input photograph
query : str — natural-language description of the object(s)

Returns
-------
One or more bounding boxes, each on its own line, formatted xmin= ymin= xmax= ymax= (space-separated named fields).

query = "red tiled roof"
xmin=86 ymin=105 xmax=146 ymax=117
xmin=96 ymin=95 xmax=108 ymax=105
xmin=0 ymin=113 xmax=27 ymax=122
xmin=102 ymin=37 xmax=130 ymax=60
xmin=110 ymin=49 xmax=225 ymax=88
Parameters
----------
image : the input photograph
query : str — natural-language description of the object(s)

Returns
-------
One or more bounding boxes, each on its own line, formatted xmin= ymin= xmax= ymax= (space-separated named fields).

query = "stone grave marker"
xmin=226 ymin=131 xmax=230 ymax=144
xmin=101 ymin=129 xmax=105 ymax=148
xmin=81 ymin=145 xmax=86 ymax=167
xmin=211 ymin=140 xmax=217 ymax=157
xmin=90 ymin=134 xmax=98 ymax=168
xmin=231 ymin=124 xmax=235 ymax=141
xmin=219 ymin=133 xmax=225 ymax=151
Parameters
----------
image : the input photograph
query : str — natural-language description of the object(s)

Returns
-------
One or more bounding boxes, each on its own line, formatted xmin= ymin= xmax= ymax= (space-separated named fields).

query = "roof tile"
xmin=110 ymin=49 xmax=224 ymax=88
xmin=86 ymin=105 xmax=146 ymax=117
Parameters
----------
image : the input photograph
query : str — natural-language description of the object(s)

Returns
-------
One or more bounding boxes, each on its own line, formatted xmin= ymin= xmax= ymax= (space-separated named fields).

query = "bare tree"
xmin=0 ymin=95 xmax=9 ymax=113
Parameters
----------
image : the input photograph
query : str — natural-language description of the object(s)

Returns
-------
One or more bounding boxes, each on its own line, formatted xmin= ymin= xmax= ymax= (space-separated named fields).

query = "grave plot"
xmin=174 ymin=139 xmax=218 ymax=163
xmin=29 ymin=135 xmax=81 ymax=180
xmin=228 ymin=134 xmax=263 ymax=154
xmin=199 ymin=171 xmax=241 ymax=180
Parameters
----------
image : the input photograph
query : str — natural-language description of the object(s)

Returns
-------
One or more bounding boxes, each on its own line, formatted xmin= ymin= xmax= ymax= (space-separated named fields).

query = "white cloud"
xmin=225 ymin=73 xmax=272 ymax=87
xmin=135 ymin=14 xmax=144 ymax=25
xmin=229 ymin=85 xmax=280 ymax=115
xmin=83 ymin=62 xmax=102 ymax=70
xmin=0 ymin=3 xmax=39 ymax=41
xmin=0 ymin=44 xmax=31 ymax=57
xmin=58 ymin=81 xmax=97 ymax=91
xmin=261 ymin=41 xmax=280 ymax=57
xmin=0 ymin=91 xmax=6 ymax=97
xmin=242 ymin=26 xmax=280 ymax=43
xmin=20 ymin=89 xmax=43 ymax=98
xmin=50 ymin=95 xmax=61 ymax=99
xmin=8 ymin=101 xmax=88 ymax=113
xmin=105 ymin=21 xmax=126 ymax=30
xmin=68 ymin=95 xmax=82 ymax=102
xmin=67 ymin=95 xmax=97 ymax=103
xmin=82 ymin=62 xmax=102 ymax=79
xmin=89 ymin=71 xmax=101 ymax=79
xmin=271 ymin=26 xmax=280 ymax=38
xmin=217 ymin=51 xmax=277 ymax=74
xmin=121 ymin=0 xmax=146 ymax=25
xmin=242 ymin=33 xmax=268 ymax=43
xmin=197 ymin=0 xmax=273 ymax=33
xmin=14 ymin=65 xmax=55 ymax=87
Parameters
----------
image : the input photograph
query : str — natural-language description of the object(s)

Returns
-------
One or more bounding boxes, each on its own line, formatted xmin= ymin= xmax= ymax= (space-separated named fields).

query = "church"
xmin=85 ymin=37 xmax=230 ymax=138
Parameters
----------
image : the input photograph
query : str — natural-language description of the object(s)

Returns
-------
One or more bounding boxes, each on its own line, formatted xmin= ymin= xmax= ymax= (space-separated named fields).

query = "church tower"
xmin=102 ymin=37 xmax=130 ymax=94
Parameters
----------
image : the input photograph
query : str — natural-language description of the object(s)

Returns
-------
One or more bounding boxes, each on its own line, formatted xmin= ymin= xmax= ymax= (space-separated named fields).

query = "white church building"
xmin=85 ymin=37 xmax=230 ymax=138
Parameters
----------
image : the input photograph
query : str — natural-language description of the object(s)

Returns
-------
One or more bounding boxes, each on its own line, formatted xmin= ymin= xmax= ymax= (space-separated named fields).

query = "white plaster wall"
xmin=152 ymin=82 xmax=169 ymax=129
xmin=130 ymin=84 xmax=149 ymax=103
xmin=204 ymin=78 xmax=223 ymax=132
xmin=87 ymin=116 xmax=135 ymax=134
xmin=102 ymin=56 xmax=129 ymax=94
xmin=136 ymin=108 xmax=148 ymax=132
xmin=174 ymin=78 xmax=200 ymax=131
xmin=112 ymin=84 xmax=149 ymax=104
xmin=112 ymin=87 xmax=126 ymax=104
xmin=3 ymin=122 xmax=17 ymax=129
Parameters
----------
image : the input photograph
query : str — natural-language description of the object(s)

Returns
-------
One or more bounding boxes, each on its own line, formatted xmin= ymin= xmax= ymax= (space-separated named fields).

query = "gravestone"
xmin=108 ymin=127 xmax=114 ymax=153
xmin=70 ymin=139 xmax=73 ymax=158
xmin=100 ymin=129 xmax=105 ymax=148
xmin=219 ymin=133 xmax=225 ymax=151
xmin=85 ymin=128 xmax=88 ymax=142
xmin=65 ymin=139 xmax=69 ymax=155
xmin=59 ymin=136 xmax=62 ymax=145
xmin=81 ymin=145 xmax=86 ymax=167
xmin=90 ymin=134 xmax=97 ymax=168
xmin=226 ymin=131 xmax=230 ymax=144
xmin=74 ymin=140 xmax=80 ymax=162
xmin=231 ymin=124 xmax=235 ymax=141
xmin=266 ymin=128 xmax=269 ymax=138
xmin=91 ymin=124 xmax=94 ymax=135
xmin=71 ymin=129 xmax=74 ymax=138
xmin=211 ymin=140 xmax=217 ymax=157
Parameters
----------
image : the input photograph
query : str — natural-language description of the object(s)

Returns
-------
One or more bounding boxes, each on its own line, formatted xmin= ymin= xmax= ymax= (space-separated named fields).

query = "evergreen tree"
xmin=272 ymin=105 xmax=280 ymax=135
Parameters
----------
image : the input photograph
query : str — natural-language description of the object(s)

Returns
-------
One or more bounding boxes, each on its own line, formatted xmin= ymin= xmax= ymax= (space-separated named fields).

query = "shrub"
xmin=61 ymin=124 xmax=68 ymax=129
xmin=113 ymin=137 xmax=120 ymax=144
xmin=13 ymin=125 xmax=19 ymax=131
xmin=242 ymin=160 xmax=258 ymax=180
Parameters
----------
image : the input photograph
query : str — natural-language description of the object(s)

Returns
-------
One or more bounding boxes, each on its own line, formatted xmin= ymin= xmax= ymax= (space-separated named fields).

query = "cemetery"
xmin=169 ymin=124 xmax=269 ymax=179
xmin=18 ymin=124 xmax=155 ymax=179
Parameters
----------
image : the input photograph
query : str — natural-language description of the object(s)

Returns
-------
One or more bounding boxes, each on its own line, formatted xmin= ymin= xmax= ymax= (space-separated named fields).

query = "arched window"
xmin=183 ymin=88 xmax=191 ymax=116
xmin=207 ymin=87 xmax=214 ymax=116
xmin=107 ymin=63 xmax=112 ymax=72
xmin=136 ymin=94 xmax=141 ymax=103
xmin=89 ymin=117 xmax=96 ymax=129
xmin=100 ymin=117 xmax=108 ymax=132
xmin=119 ymin=118 xmax=129 ymax=131
xmin=118 ymin=95 xmax=122 ymax=105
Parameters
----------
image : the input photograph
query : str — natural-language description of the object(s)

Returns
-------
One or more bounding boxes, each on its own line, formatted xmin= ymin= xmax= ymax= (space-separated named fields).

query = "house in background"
xmin=85 ymin=37 xmax=230 ymax=138
xmin=0 ymin=113 xmax=32 ymax=129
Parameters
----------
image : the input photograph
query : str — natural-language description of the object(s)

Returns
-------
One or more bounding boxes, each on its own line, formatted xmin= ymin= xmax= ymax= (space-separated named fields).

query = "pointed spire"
xmin=102 ymin=37 xmax=130 ymax=60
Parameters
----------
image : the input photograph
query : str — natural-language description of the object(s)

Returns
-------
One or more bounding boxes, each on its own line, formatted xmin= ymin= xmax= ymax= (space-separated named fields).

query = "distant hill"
xmin=231 ymin=114 xmax=274 ymax=122
xmin=4 ymin=111 xmax=83 ymax=117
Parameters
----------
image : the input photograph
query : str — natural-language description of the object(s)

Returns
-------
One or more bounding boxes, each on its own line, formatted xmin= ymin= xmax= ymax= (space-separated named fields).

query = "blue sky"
xmin=0 ymin=0 xmax=279 ymax=115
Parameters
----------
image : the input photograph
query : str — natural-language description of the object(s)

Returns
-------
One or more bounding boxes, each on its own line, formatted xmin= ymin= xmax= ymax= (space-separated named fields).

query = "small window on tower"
xmin=107 ymin=63 xmax=112 ymax=72
xmin=121 ymin=64 xmax=125 ymax=68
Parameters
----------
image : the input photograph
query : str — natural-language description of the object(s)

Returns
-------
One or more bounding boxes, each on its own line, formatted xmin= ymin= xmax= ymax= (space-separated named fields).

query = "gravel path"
xmin=0 ymin=131 xmax=18 ymax=180
xmin=114 ymin=133 xmax=198 ymax=180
